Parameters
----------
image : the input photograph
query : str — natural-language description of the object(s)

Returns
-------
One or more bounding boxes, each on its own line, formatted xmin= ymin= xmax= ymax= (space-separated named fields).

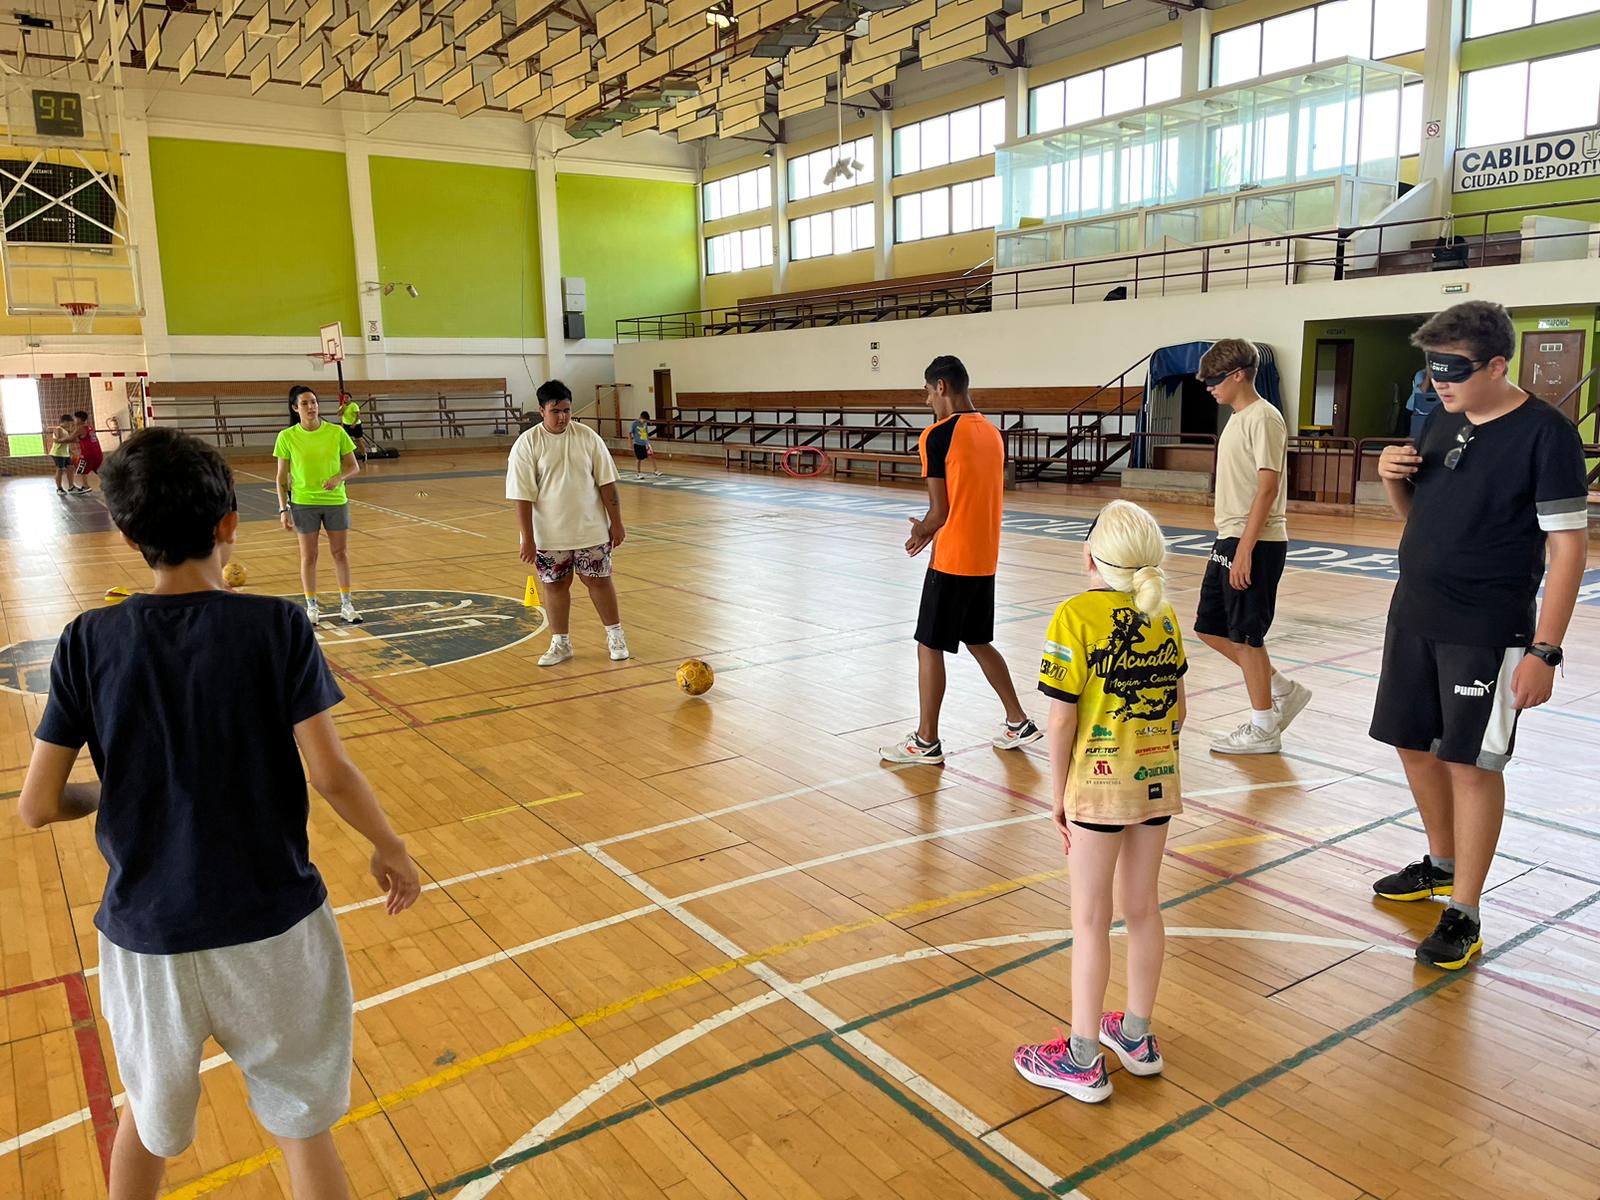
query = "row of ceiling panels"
xmin=22 ymin=0 xmax=1115 ymax=135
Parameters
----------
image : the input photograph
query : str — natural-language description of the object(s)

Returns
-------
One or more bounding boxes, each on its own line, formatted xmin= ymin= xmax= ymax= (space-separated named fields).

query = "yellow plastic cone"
xmin=523 ymin=575 xmax=542 ymax=608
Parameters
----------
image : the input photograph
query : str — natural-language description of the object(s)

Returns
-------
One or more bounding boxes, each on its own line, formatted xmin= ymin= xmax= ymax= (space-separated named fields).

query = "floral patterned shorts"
xmin=534 ymin=544 xmax=612 ymax=583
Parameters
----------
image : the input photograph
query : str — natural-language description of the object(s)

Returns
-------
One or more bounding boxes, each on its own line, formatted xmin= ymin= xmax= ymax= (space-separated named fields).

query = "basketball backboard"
xmin=320 ymin=321 xmax=345 ymax=362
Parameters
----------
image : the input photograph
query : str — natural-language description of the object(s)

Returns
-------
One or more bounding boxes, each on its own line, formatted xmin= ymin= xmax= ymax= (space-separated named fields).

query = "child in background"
xmin=629 ymin=410 xmax=660 ymax=476
xmin=72 ymin=409 xmax=103 ymax=492
xmin=1014 ymin=500 xmax=1186 ymax=1104
xmin=18 ymin=427 xmax=419 ymax=1200
xmin=340 ymin=392 xmax=369 ymax=462
xmin=49 ymin=413 xmax=77 ymax=494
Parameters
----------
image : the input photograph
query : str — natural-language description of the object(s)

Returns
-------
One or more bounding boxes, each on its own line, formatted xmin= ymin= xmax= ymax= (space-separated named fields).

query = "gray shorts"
xmin=290 ymin=502 xmax=352 ymax=534
xmin=98 ymin=903 xmax=353 ymax=1157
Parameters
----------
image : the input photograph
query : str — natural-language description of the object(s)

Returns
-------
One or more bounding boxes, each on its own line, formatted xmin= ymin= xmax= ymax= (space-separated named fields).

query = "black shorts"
xmin=1369 ymin=622 xmax=1524 ymax=772
xmin=1194 ymin=537 xmax=1287 ymax=647
xmin=914 ymin=569 xmax=995 ymax=653
xmin=1072 ymin=816 xmax=1172 ymax=834
xmin=632 ymin=444 xmax=650 ymax=461
xmin=343 ymin=422 xmax=364 ymax=441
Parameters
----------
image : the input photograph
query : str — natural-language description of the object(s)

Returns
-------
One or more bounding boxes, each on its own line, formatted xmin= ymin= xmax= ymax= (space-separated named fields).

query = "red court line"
xmin=0 ymin=972 xmax=117 ymax=1181
xmin=327 ymin=660 xmax=423 ymax=728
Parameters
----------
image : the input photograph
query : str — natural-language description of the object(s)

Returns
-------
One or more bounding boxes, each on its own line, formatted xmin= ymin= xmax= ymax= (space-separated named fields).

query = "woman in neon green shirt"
xmin=273 ymin=386 xmax=362 ymax=625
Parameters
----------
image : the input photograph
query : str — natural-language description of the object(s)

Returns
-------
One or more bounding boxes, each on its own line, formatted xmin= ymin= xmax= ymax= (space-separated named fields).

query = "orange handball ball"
xmin=676 ymin=658 xmax=714 ymax=696
xmin=222 ymin=561 xmax=248 ymax=588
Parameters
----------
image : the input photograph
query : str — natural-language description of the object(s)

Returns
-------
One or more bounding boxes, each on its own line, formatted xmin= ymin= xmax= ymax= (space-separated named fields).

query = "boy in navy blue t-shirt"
xmin=19 ymin=427 xmax=420 ymax=1200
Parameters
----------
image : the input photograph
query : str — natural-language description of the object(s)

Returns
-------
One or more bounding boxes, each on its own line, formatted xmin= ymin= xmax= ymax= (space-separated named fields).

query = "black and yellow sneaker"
xmin=1372 ymin=855 xmax=1453 ymax=902
xmin=1416 ymin=907 xmax=1483 ymax=970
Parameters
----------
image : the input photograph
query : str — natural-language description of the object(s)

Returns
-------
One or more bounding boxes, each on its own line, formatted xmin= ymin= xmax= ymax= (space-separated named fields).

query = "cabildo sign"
xmin=1454 ymin=127 xmax=1600 ymax=192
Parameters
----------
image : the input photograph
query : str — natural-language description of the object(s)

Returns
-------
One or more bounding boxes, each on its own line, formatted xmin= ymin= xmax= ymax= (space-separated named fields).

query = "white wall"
xmin=617 ymin=258 xmax=1600 ymax=428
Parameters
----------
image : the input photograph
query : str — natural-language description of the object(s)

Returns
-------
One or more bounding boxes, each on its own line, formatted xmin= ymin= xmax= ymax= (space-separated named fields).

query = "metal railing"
xmin=149 ymin=389 xmax=518 ymax=448
xmin=618 ymin=194 xmax=1600 ymax=341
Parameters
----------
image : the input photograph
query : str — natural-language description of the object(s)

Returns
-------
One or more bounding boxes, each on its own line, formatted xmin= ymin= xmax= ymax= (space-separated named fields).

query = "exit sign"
xmin=1441 ymin=283 xmax=1469 ymax=295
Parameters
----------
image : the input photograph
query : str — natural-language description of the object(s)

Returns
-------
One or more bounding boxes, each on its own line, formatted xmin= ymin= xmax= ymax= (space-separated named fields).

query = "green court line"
xmin=820 ymin=1040 xmax=1047 ymax=1200
xmin=392 ymin=808 xmax=1413 ymax=1198
xmin=1050 ymin=885 xmax=1600 ymax=1196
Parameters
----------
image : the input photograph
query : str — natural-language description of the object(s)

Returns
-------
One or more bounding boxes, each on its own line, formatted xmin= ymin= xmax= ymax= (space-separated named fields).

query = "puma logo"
xmin=1453 ymin=678 xmax=1495 ymax=698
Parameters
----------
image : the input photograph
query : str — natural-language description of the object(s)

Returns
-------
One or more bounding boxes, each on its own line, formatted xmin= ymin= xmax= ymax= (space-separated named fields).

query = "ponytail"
xmin=1085 ymin=500 xmax=1170 ymax=618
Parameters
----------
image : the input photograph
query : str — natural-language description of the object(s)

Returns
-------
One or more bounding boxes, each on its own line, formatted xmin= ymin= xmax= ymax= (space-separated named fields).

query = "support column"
xmin=117 ymin=107 xmax=170 ymax=378
xmin=773 ymin=143 xmax=790 ymax=293
xmin=1181 ymin=5 xmax=1212 ymax=96
xmin=874 ymin=108 xmax=893 ymax=280
xmin=342 ymin=138 xmax=387 ymax=380
xmin=1416 ymin=0 xmax=1464 ymax=207
xmin=534 ymin=125 xmax=566 ymax=382
xmin=1006 ymin=61 xmax=1028 ymax=139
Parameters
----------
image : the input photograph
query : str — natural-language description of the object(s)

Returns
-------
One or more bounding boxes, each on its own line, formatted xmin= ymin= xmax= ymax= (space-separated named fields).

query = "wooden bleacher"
xmin=147 ymin=378 xmax=518 ymax=449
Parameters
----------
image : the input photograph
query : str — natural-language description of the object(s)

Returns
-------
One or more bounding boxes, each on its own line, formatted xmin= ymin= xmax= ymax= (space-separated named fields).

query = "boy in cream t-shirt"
xmin=506 ymin=380 xmax=630 ymax=666
xmin=1193 ymin=339 xmax=1310 ymax=755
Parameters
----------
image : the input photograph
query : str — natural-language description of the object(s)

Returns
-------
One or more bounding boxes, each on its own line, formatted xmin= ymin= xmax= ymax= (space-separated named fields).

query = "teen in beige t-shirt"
xmin=1191 ymin=339 xmax=1309 ymax=756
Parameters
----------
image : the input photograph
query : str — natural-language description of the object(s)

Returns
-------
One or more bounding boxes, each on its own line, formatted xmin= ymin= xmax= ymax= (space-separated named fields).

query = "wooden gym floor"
xmin=3 ymin=449 xmax=1600 ymax=1200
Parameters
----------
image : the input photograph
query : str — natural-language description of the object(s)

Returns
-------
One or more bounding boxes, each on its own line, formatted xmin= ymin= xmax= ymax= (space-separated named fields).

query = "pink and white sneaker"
xmin=1013 ymin=1033 xmax=1112 ymax=1103
xmin=1098 ymin=1012 xmax=1164 ymax=1076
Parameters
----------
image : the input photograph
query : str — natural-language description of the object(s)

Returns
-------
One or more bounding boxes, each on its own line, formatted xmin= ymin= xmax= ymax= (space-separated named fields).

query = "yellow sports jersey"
xmin=1038 ymin=590 xmax=1186 ymax=824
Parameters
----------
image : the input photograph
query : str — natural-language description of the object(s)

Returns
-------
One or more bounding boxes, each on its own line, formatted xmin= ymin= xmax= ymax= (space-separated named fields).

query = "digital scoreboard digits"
xmin=32 ymin=90 xmax=85 ymax=138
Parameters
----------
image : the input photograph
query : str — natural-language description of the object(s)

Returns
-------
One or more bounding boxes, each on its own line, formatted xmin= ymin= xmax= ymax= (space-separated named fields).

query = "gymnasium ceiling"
xmin=2 ymin=0 xmax=1184 ymax=140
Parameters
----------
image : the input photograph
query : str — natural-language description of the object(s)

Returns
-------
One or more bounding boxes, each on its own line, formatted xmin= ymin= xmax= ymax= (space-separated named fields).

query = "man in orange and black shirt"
xmin=880 ymin=356 xmax=1041 ymax=765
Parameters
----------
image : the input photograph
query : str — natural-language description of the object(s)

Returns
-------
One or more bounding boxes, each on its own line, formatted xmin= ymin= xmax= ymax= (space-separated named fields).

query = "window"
xmin=705 ymin=225 xmax=774 ymax=274
xmin=1460 ymin=47 xmax=1600 ymax=147
xmin=702 ymin=167 xmax=771 ymax=222
xmin=1401 ymin=80 xmax=1424 ymax=156
xmin=1466 ymin=0 xmax=1600 ymax=38
xmin=1212 ymin=0 xmax=1425 ymax=87
xmin=1 ymin=378 xmax=44 ymax=457
xmin=789 ymin=138 xmax=876 ymax=200
xmin=790 ymin=204 xmax=875 ymax=259
xmin=1029 ymin=46 xmax=1182 ymax=134
xmin=894 ymin=177 xmax=1001 ymax=242
xmin=893 ymin=99 xmax=1005 ymax=175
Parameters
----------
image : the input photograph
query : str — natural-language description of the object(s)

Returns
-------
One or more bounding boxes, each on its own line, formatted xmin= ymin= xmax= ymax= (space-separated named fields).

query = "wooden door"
xmin=653 ymin=369 xmax=673 ymax=421
xmin=1519 ymin=329 xmax=1586 ymax=421
xmin=1311 ymin=339 xmax=1355 ymax=438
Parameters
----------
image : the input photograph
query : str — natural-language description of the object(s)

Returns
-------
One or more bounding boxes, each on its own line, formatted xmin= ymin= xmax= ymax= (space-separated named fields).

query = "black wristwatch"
xmin=1528 ymin=643 xmax=1563 ymax=667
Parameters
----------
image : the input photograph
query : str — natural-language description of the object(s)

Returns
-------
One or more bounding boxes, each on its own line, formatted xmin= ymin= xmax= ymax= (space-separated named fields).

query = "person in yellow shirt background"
xmin=274 ymin=386 xmax=363 ymax=626
xmin=1014 ymin=500 xmax=1186 ymax=1106
xmin=339 ymin=393 xmax=369 ymax=462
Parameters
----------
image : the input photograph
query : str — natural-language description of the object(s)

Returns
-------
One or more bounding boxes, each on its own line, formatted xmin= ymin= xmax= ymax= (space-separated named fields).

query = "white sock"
xmin=1251 ymin=707 xmax=1280 ymax=733
xmin=605 ymin=622 xmax=623 ymax=634
xmin=1271 ymin=671 xmax=1292 ymax=699
xmin=552 ymin=633 xmax=571 ymax=647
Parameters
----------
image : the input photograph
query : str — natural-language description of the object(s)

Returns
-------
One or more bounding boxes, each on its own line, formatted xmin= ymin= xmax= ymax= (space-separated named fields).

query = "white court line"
xmin=456 ymin=849 xmax=1071 ymax=1199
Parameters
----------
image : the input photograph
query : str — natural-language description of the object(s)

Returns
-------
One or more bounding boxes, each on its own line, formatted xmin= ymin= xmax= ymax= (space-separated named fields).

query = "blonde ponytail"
xmin=1130 ymin=564 xmax=1167 ymax=616
xmin=1086 ymin=500 xmax=1169 ymax=618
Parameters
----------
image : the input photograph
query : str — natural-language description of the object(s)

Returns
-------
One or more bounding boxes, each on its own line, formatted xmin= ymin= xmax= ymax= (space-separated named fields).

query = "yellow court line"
xmin=162 ymin=865 xmax=1069 ymax=1198
xmin=461 ymin=792 xmax=583 ymax=823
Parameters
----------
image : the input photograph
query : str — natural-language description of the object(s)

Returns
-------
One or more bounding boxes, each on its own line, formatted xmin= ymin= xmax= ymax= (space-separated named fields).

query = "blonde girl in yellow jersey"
xmin=1015 ymin=500 xmax=1186 ymax=1104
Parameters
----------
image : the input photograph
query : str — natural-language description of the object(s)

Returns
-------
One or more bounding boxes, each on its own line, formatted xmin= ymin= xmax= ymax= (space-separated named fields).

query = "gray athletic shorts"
xmin=98 ymin=902 xmax=353 ymax=1157
xmin=290 ymin=502 xmax=352 ymax=534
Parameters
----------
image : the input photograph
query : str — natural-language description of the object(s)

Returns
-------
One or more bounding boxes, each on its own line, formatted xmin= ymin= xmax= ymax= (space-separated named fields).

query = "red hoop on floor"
xmin=781 ymin=447 xmax=831 ymax=478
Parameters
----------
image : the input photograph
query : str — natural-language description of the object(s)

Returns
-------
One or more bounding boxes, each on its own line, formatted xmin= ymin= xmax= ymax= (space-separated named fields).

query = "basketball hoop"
xmin=63 ymin=302 xmax=98 ymax=335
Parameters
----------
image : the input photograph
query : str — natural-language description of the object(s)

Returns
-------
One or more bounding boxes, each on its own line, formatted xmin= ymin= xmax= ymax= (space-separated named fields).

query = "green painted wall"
xmin=1451 ymin=176 xmax=1600 ymax=231
xmin=368 ymin=157 xmax=542 ymax=338
xmin=556 ymin=174 xmax=699 ymax=339
xmin=1299 ymin=319 xmax=1420 ymax=441
xmin=149 ymin=138 xmax=360 ymax=337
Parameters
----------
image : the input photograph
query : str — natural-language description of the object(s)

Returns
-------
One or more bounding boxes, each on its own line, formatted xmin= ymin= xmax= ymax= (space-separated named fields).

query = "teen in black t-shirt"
xmin=1370 ymin=301 xmax=1588 ymax=972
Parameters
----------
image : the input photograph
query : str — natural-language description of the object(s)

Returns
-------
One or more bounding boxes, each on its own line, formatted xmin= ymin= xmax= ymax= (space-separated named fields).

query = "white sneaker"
xmin=1274 ymin=681 xmax=1312 ymax=733
xmin=539 ymin=640 xmax=573 ymax=667
xmin=340 ymin=598 xmax=363 ymax=625
xmin=607 ymin=628 xmax=630 ymax=661
xmin=305 ymin=600 xmax=320 ymax=625
xmin=879 ymin=733 xmax=945 ymax=765
xmin=1210 ymin=721 xmax=1282 ymax=755
xmin=993 ymin=718 xmax=1043 ymax=750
